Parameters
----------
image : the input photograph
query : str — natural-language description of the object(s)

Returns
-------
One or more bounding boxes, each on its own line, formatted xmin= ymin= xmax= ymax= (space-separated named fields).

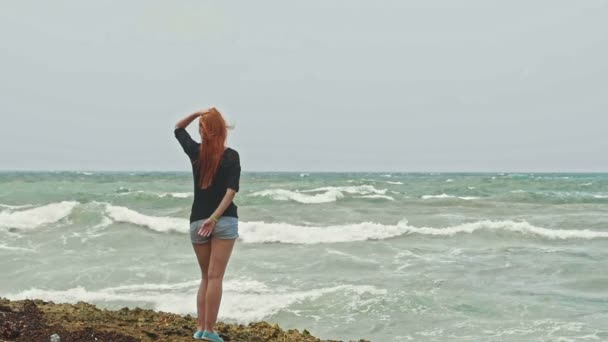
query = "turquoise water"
xmin=1 ymin=172 xmax=607 ymax=341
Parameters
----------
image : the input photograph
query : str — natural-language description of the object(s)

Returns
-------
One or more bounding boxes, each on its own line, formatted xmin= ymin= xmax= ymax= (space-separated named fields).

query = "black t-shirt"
xmin=174 ymin=127 xmax=241 ymax=223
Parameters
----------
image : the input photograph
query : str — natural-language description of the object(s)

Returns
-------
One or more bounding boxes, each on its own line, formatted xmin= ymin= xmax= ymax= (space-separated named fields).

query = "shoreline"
xmin=0 ymin=298 xmax=369 ymax=342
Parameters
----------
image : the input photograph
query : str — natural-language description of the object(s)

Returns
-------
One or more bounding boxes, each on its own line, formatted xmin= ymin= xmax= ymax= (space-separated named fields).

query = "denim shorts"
xmin=190 ymin=216 xmax=239 ymax=244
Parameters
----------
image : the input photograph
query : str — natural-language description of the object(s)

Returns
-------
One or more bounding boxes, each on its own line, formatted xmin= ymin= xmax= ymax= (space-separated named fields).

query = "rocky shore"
xmin=0 ymin=298 xmax=369 ymax=342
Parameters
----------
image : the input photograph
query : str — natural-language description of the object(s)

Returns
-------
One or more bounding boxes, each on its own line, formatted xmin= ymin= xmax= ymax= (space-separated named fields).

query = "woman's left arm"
xmin=213 ymin=190 xmax=236 ymax=220
xmin=198 ymin=189 xmax=237 ymax=237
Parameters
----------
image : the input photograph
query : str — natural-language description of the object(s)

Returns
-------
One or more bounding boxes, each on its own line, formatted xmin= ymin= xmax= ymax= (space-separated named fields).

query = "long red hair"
xmin=197 ymin=108 xmax=228 ymax=189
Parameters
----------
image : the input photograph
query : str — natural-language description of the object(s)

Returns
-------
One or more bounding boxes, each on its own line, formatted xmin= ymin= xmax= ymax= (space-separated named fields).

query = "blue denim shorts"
xmin=190 ymin=216 xmax=239 ymax=244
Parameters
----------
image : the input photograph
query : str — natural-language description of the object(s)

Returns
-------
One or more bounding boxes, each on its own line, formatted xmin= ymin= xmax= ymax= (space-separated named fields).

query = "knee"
xmin=207 ymin=269 xmax=224 ymax=282
xmin=200 ymin=269 xmax=209 ymax=280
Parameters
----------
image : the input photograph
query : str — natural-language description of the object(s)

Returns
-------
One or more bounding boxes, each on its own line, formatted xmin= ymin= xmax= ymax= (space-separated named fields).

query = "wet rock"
xmin=0 ymin=297 xmax=370 ymax=342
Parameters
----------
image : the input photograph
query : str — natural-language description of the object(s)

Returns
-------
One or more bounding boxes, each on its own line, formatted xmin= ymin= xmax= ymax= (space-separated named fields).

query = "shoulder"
xmin=224 ymin=147 xmax=239 ymax=157
xmin=222 ymin=148 xmax=240 ymax=164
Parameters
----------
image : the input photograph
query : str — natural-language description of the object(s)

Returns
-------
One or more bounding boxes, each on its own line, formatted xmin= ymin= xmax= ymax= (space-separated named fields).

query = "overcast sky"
xmin=1 ymin=1 xmax=607 ymax=172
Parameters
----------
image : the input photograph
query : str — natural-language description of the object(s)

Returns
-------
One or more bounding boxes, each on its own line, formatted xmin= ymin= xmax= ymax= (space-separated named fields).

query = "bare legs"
xmin=192 ymin=242 xmax=211 ymax=331
xmin=192 ymin=238 xmax=236 ymax=333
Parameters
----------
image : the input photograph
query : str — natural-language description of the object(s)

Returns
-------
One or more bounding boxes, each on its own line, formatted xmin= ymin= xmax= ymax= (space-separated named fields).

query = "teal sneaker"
xmin=202 ymin=330 xmax=224 ymax=342
xmin=192 ymin=330 xmax=205 ymax=340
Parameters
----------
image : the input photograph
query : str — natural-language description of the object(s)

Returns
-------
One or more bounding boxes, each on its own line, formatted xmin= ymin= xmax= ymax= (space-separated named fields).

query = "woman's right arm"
xmin=175 ymin=111 xmax=202 ymax=129
xmin=174 ymin=110 xmax=207 ymax=160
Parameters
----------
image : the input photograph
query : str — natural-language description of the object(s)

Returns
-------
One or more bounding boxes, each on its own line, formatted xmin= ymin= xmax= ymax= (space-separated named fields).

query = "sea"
xmin=1 ymin=171 xmax=607 ymax=341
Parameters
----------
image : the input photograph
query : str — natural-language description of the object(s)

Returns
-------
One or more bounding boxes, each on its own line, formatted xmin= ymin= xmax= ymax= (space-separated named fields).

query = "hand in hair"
xmin=197 ymin=107 xmax=218 ymax=116
xmin=174 ymin=107 xmax=215 ymax=129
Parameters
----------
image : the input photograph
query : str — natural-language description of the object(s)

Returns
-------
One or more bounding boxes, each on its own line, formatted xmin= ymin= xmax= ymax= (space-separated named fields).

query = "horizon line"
xmin=0 ymin=169 xmax=607 ymax=174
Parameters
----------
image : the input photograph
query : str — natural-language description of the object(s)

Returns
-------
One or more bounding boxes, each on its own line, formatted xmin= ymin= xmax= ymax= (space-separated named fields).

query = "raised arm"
xmin=175 ymin=111 xmax=202 ymax=129
xmin=174 ymin=109 xmax=209 ymax=160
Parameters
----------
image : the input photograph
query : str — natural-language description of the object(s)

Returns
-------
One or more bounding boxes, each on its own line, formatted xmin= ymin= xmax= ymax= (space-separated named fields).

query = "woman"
xmin=174 ymin=107 xmax=241 ymax=342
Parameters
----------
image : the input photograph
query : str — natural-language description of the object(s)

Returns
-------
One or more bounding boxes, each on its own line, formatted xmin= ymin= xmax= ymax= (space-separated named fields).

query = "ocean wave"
xmin=326 ymin=249 xmax=380 ymax=265
xmin=0 ymin=203 xmax=34 ymax=209
xmin=93 ymin=216 xmax=113 ymax=229
xmin=250 ymin=185 xmax=387 ymax=204
xmin=397 ymin=219 xmax=608 ymax=240
xmin=300 ymin=185 xmax=387 ymax=195
xmin=102 ymin=205 xmax=608 ymax=242
xmin=502 ymin=190 xmax=608 ymax=202
xmin=0 ymin=244 xmax=36 ymax=252
xmin=354 ymin=195 xmax=395 ymax=201
xmin=249 ymin=189 xmax=344 ymax=204
xmin=101 ymin=205 xmax=407 ymax=243
xmin=386 ymin=181 xmax=403 ymax=185
xmin=115 ymin=189 xmax=192 ymax=198
xmin=104 ymin=204 xmax=188 ymax=233
xmin=239 ymin=221 xmax=409 ymax=244
xmin=158 ymin=192 xmax=192 ymax=198
xmin=3 ymin=279 xmax=386 ymax=323
xmin=0 ymin=201 xmax=79 ymax=230
xmin=421 ymin=194 xmax=480 ymax=200
xmin=347 ymin=179 xmax=377 ymax=183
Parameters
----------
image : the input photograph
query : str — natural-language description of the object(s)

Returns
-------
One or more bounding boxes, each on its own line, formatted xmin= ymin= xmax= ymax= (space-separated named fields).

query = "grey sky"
xmin=1 ymin=1 xmax=607 ymax=172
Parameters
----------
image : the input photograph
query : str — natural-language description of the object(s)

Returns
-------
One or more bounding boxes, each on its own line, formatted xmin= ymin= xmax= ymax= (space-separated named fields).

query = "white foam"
xmin=421 ymin=193 xmax=453 ymax=199
xmin=396 ymin=218 xmax=608 ymax=240
xmin=159 ymin=192 xmax=192 ymax=198
xmin=3 ymin=279 xmax=386 ymax=323
xmin=593 ymin=194 xmax=608 ymax=199
xmin=346 ymin=179 xmax=377 ymax=183
xmin=102 ymin=205 xmax=608 ymax=242
xmin=326 ymin=249 xmax=380 ymax=265
xmin=0 ymin=201 xmax=79 ymax=230
xmin=104 ymin=204 xmax=188 ymax=233
xmin=239 ymin=221 xmax=409 ymax=244
xmin=446 ymin=179 xmax=454 ymax=182
xmin=386 ymin=181 xmax=403 ymax=185
xmin=458 ymin=196 xmax=481 ymax=200
xmin=249 ymin=189 xmax=344 ymax=204
xmin=355 ymin=195 xmax=395 ymax=201
xmin=580 ymin=182 xmax=593 ymax=186
xmin=0 ymin=244 xmax=36 ymax=252
xmin=92 ymin=216 xmax=113 ymax=229
xmin=300 ymin=185 xmax=387 ymax=195
xmin=421 ymin=194 xmax=479 ymax=200
xmin=0 ymin=203 xmax=33 ymax=209
xmin=116 ymin=190 xmax=192 ymax=198
xmin=250 ymin=185 xmax=387 ymax=204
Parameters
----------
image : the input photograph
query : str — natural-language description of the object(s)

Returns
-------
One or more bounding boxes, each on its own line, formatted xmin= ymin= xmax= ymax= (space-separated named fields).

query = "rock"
xmin=0 ymin=297 xmax=369 ymax=342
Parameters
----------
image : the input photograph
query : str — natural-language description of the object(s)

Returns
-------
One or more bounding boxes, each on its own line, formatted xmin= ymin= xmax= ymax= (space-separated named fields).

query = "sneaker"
xmin=193 ymin=330 xmax=205 ymax=340
xmin=202 ymin=330 xmax=224 ymax=342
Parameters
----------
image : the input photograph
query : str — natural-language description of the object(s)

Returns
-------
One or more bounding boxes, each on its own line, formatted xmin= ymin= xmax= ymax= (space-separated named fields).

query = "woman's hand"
xmin=198 ymin=218 xmax=217 ymax=237
xmin=175 ymin=108 xmax=215 ymax=129
xmin=195 ymin=107 xmax=216 ymax=117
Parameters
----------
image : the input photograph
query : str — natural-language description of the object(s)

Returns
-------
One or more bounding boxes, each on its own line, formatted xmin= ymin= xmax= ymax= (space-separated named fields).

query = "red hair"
xmin=197 ymin=108 xmax=228 ymax=189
